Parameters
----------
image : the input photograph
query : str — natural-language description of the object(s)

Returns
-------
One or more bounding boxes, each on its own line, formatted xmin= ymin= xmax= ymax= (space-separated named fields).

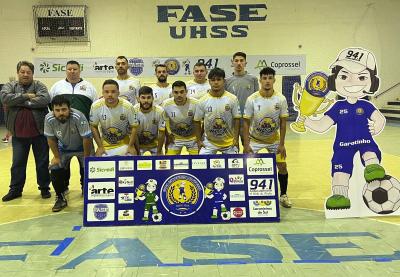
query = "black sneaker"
xmin=2 ymin=191 xmax=22 ymax=202
xmin=52 ymin=196 xmax=67 ymax=212
xmin=41 ymin=190 xmax=51 ymax=199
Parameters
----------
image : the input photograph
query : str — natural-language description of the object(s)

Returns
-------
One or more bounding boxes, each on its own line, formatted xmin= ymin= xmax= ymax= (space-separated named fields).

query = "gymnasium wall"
xmin=0 ymin=0 xmax=398 ymax=107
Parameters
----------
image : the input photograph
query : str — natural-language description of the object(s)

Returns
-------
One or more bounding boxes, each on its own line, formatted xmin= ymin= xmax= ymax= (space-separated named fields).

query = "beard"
xmin=56 ymin=115 xmax=69 ymax=123
xmin=157 ymin=75 xmax=167 ymax=83
xmin=140 ymin=102 xmax=152 ymax=110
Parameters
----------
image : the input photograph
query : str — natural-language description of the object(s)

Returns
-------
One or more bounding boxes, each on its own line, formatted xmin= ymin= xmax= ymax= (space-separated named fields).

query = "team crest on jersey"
xmin=160 ymin=173 xmax=204 ymax=216
xmin=120 ymin=114 xmax=126 ymax=121
xmin=80 ymin=85 xmax=87 ymax=91
xmin=274 ymin=103 xmax=280 ymax=110
xmin=225 ymin=104 xmax=231 ymax=111
xmin=188 ymin=110 xmax=194 ymax=117
xmin=173 ymin=122 xmax=192 ymax=137
xmin=356 ymin=108 xmax=364 ymax=115
xmin=210 ymin=117 xmax=228 ymax=137
xmin=139 ymin=131 xmax=154 ymax=145
xmin=256 ymin=117 xmax=277 ymax=136
xmin=105 ymin=127 xmax=124 ymax=144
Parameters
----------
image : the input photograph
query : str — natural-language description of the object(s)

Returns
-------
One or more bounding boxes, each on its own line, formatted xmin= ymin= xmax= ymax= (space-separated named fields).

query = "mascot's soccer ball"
xmin=152 ymin=213 xmax=162 ymax=222
xmin=221 ymin=211 xmax=231 ymax=221
xmin=362 ymin=175 xmax=400 ymax=214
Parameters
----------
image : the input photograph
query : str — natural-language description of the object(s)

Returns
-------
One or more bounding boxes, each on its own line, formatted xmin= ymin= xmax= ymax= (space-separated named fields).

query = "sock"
xmin=332 ymin=185 xmax=349 ymax=198
xmin=278 ymin=173 xmax=288 ymax=196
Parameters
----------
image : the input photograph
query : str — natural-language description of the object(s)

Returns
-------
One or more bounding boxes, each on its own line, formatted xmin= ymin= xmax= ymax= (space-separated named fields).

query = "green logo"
xmin=39 ymin=62 xmax=50 ymax=73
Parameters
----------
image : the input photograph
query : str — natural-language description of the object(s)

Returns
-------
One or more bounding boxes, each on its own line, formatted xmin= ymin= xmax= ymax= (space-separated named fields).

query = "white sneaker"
xmin=280 ymin=194 xmax=292 ymax=208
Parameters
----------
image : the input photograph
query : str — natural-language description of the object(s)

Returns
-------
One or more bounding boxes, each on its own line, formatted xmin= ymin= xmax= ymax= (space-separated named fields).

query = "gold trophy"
xmin=134 ymin=184 xmax=146 ymax=200
xmin=204 ymin=183 xmax=214 ymax=196
xmin=291 ymin=72 xmax=334 ymax=132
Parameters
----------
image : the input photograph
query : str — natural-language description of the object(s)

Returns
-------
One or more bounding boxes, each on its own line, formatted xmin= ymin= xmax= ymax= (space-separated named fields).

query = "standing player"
xmin=194 ymin=68 xmax=241 ymax=154
xmin=44 ymin=95 xmax=92 ymax=211
xmin=134 ymin=86 xmax=166 ymax=155
xmin=243 ymin=67 xmax=292 ymax=208
xmin=114 ymin=55 xmax=141 ymax=105
xmin=163 ymin=81 xmax=199 ymax=155
xmin=150 ymin=64 xmax=172 ymax=106
xmin=186 ymin=62 xmax=210 ymax=99
xmin=90 ymin=79 xmax=138 ymax=156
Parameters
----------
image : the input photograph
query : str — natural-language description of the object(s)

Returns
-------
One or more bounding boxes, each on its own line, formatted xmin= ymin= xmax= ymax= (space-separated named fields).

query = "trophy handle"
xmin=292 ymin=83 xmax=301 ymax=107
xmin=314 ymin=98 xmax=334 ymax=115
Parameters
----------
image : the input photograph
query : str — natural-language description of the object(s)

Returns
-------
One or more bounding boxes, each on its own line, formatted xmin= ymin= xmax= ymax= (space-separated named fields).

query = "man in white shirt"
xmin=114 ymin=56 xmax=141 ymax=105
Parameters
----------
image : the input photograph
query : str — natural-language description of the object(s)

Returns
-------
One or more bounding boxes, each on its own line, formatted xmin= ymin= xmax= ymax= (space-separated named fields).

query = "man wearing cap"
xmin=304 ymin=47 xmax=386 ymax=210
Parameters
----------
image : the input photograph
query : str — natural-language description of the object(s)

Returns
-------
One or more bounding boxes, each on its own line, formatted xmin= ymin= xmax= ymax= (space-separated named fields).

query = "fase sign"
xmin=157 ymin=4 xmax=267 ymax=39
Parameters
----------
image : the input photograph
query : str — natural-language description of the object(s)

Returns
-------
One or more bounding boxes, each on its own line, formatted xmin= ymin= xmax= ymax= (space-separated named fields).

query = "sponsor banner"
xmin=87 ymin=182 xmax=115 ymax=200
xmin=87 ymin=203 xmax=115 ymax=222
xmin=34 ymin=55 xmax=305 ymax=78
xmin=249 ymin=199 xmax=277 ymax=218
xmin=84 ymin=154 xmax=279 ymax=226
xmin=88 ymin=161 xmax=116 ymax=179
xmin=248 ymin=178 xmax=275 ymax=196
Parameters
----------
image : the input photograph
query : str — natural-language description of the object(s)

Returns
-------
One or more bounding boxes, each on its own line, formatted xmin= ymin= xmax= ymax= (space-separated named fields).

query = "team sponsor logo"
xmin=228 ymin=158 xmax=243 ymax=169
xmin=137 ymin=160 xmax=153 ymax=170
xmin=129 ymin=58 xmax=144 ymax=76
xmin=172 ymin=122 xmax=192 ymax=137
xmin=118 ymin=209 xmax=134 ymax=221
xmin=174 ymin=159 xmax=189 ymax=170
xmin=210 ymin=158 xmax=225 ymax=169
xmin=156 ymin=159 xmax=171 ymax=170
xmin=87 ymin=203 xmax=115 ymax=221
xmin=118 ymin=176 xmax=134 ymax=187
xmin=118 ymin=193 xmax=134 ymax=204
xmin=88 ymin=161 xmax=116 ymax=179
xmin=249 ymin=199 xmax=277 ymax=218
xmin=161 ymin=173 xmax=204 ymax=216
xmin=255 ymin=117 xmax=277 ymax=136
xmin=39 ymin=62 xmax=50 ymax=73
xmin=88 ymin=182 xmax=115 ymax=200
xmin=104 ymin=127 xmax=124 ymax=144
xmin=229 ymin=190 xmax=246 ymax=201
xmin=118 ymin=160 xmax=134 ymax=171
xmin=230 ymin=207 xmax=246 ymax=218
xmin=228 ymin=174 xmax=245 ymax=185
xmin=209 ymin=117 xmax=228 ymax=137
xmin=191 ymin=159 xmax=207 ymax=169
xmin=248 ymin=178 xmax=275 ymax=196
xmin=93 ymin=62 xmax=114 ymax=73
xmin=246 ymin=158 xmax=274 ymax=176
xmin=164 ymin=58 xmax=180 ymax=75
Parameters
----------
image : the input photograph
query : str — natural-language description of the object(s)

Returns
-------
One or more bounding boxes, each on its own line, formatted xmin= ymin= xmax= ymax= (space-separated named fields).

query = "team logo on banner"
xmin=164 ymin=58 xmax=180 ymax=75
xmin=129 ymin=58 xmax=144 ymax=76
xmin=87 ymin=203 xmax=115 ymax=221
xmin=161 ymin=173 xmax=204 ymax=216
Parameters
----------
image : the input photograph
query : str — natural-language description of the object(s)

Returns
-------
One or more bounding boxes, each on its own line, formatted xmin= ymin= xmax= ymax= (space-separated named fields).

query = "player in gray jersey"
xmin=44 ymin=95 xmax=92 ymax=212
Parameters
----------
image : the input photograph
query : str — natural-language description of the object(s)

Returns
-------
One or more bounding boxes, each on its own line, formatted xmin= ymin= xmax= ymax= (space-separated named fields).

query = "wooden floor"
xmin=0 ymin=122 xmax=399 ymax=276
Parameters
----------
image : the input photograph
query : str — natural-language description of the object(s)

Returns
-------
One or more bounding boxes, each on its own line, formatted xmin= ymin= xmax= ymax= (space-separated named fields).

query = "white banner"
xmin=34 ymin=55 xmax=306 ymax=78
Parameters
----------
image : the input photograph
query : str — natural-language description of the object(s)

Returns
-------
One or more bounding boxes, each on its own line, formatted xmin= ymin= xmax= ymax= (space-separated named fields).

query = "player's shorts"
xmin=250 ymin=140 xmax=286 ymax=163
xmin=331 ymin=143 xmax=381 ymax=176
xmin=140 ymin=147 xmax=158 ymax=156
xmin=104 ymin=145 xmax=129 ymax=156
xmin=199 ymin=138 xmax=238 ymax=155
xmin=166 ymin=139 xmax=198 ymax=155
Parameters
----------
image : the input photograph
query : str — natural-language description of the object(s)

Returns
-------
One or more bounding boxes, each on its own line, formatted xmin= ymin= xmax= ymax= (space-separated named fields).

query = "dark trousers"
xmin=10 ymin=135 xmax=50 ymax=193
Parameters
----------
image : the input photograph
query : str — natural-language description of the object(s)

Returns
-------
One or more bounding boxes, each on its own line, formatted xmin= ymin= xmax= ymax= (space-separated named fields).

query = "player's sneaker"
xmin=52 ymin=195 xmax=67 ymax=212
xmin=364 ymin=164 xmax=385 ymax=182
xmin=142 ymin=217 xmax=149 ymax=221
xmin=221 ymin=206 xmax=227 ymax=212
xmin=211 ymin=215 xmax=217 ymax=219
xmin=280 ymin=194 xmax=292 ymax=208
xmin=325 ymin=194 xmax=351 ymax=209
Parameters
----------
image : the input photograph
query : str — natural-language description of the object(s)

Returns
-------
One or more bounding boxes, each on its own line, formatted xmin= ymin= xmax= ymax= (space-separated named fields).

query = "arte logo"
xmin=93 ymin=62 xmax=114 ymax=72
xmin=157 ymin=4 xmax=267 ymax=39
xmin=88 ymin=182 xmax=115 ymax=200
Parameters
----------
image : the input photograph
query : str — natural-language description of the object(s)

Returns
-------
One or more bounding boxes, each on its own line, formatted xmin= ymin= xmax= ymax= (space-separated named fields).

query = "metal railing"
xmin=374 ymin=82 xmax=400 ymax=99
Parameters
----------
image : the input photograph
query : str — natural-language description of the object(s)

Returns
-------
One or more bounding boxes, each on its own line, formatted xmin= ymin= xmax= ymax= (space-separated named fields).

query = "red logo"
xmin=233 ymin=207 xmax=244 ymax=218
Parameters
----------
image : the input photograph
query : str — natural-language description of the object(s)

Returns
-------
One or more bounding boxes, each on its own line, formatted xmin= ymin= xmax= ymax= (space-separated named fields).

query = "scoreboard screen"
xmin=37 ymin=17 xmax=85 ymax=37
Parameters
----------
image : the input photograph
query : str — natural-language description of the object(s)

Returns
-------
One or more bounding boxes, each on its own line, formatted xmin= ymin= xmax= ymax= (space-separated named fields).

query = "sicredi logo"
xmin=157 ymin=4 xmax=267 ymax=39
xmin=118 ymin=193 xmax=134 ymax=204
xmin=118 ymin=209 xmax=134 ymax=221
xmin=191 ymin=159 xmax=207 ymax=169
xmin=137 ymin=160 xmax=153 ymax=170
xmin=246 ymin=158 xmax=274 ymax=176
xmin=210 ymin=159 xmax=225 ymax=169
xmin=88 ymin=161 xmax=116 ymax=179
xmin=118 ymin=160 xmax=134 ymax=171
xmin=229 ymin=191 xmax=246 ymax=202
xmin=230 ymin=207 xmax=246 ymax=218
xmin=228 ymin=158 xmax=244 ymax=169
xmin=118 ymin=176 xmax=134 ymax=188
xmin=87 ymin=203 xmax=115 ymax=222
xmin=156 ymin=159 xmax=171 ymax=170
xmin=88 ymin=182 xmax=115 ymax=200
xmin=229 ymin=174 xmax=245 ymax=185
xmin=174 ymin=159 xmax=189 ymax=169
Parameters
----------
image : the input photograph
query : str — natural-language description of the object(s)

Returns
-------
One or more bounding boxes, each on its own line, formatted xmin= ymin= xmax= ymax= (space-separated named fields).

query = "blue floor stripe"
xmin=51 ymin=237 xmax=75 ymax=256
xmin=293 ymin=260 xmax=341 ymax=263
xmin=72 ymin=226 xmax=82 ymax=231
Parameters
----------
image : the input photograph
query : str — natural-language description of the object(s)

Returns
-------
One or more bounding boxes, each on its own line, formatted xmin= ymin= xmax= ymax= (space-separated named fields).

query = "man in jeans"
xmin=0 ymin=61 xmax=51 ymax=201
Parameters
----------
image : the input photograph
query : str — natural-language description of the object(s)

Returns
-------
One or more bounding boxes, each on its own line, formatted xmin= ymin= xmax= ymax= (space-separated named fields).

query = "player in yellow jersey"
xmin=163 ymin=80 xmax=199 ymax=155
xmin=243 ymin=67 xmax=291 ymax=208
xmin=134 ymin=86 xmax=166 ymax=155
xmin=90 ymin=79 xmax=138 ymax=156
xmin=194 ymin=67 xmax=241 ymax=154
